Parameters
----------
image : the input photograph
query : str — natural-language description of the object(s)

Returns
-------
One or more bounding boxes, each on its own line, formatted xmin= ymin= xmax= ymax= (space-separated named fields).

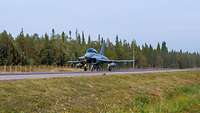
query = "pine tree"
xmin=0 ymin=30 xmax=199 ymax=69
xmin=82 ymin=31 xmax=86 ymax=45
xmin=161 ymin=41 xmax=168 ymax=53
xmin=88 ymin=35 xmax=91 ymax=45
xmin=51 ymin=29 xmax=55 ymax=39
xmin=61 ymin=32 xmax=65 ymax=42
xmin=69 ymin=30 xmax=72 ymax=40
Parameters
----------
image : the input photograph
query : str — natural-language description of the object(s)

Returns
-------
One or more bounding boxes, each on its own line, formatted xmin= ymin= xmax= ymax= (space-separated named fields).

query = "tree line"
xmin=0 ymin=29 xmax=200 ymax=69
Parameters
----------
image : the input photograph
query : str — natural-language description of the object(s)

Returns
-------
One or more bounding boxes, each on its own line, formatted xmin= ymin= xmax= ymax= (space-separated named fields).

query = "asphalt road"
xmin=0 ymin=68 xmax=199 ymax=81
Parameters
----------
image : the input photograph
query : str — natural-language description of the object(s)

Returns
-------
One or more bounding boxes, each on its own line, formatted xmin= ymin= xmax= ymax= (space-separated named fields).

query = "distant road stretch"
xmin=0 ymin=68 xmax=199 ymax=81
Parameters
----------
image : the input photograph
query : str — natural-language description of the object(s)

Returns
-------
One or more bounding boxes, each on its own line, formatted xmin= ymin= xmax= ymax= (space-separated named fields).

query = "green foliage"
xmin=0 ymin=30 xmax=200 ymax=68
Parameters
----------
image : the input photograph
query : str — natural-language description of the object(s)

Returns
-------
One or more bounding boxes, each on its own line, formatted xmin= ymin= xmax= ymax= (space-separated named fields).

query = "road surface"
xmin=0 ymin=68 xmax=199 ymax=81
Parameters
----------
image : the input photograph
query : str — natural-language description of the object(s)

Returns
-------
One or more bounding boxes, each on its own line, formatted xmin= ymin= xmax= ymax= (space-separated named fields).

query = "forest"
xmin=0 ymin=29 xmax=200 ymax=69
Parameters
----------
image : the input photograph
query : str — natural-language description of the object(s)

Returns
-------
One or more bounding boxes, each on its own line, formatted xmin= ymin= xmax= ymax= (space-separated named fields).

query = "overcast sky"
xmin=0 ymin=0 xmax=200 ymax=52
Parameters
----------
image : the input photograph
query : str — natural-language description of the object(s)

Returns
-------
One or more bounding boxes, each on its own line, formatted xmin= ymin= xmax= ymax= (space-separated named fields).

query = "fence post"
xmin=19 ymin=65 xmax=22 ymax=72
xmin=4 ymin=65 xmax=6 ymax=72
xmin=29 ymin=65 xmax=31 ymax=72
xmin=38 ymin=65 xmax=40 ymax=72
xmin=9 ymin=66 xmax=11 ymax=72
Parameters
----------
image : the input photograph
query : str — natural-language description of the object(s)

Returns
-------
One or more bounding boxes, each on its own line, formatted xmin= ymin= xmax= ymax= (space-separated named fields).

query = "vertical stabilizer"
xmin=99 ymin=42 xmax=105 ymax=55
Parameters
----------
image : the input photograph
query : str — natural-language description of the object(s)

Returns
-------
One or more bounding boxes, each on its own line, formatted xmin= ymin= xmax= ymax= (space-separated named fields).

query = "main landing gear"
xmin=83 ymin=64 xmax=101 ymax=72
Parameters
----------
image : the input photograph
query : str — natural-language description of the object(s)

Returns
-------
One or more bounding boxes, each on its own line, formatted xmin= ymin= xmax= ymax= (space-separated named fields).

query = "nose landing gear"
xmin=84 ymin=65 xmax=88 ymax=71
xmin=90 ymin=64 xmax=101 ymax=72
xmin=107 ymin=65 xmax=112 ymax=71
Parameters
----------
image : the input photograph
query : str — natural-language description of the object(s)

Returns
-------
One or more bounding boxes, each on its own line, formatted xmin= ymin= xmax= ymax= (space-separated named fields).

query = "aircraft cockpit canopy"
xmin=86 ymin=48 xmax=97 ymax=53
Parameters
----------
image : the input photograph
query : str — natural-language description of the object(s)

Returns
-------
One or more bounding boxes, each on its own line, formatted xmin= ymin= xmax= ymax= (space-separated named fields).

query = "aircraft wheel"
xmin=84 ymin=66 xmax=87 ymax=71
xmin=108 ymin=66 xmax=112 ymax=71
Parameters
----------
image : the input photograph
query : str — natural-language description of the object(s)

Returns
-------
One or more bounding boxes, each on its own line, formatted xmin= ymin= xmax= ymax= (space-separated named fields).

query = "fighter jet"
xmin=68 ymin=43 xmax=134 ymax=71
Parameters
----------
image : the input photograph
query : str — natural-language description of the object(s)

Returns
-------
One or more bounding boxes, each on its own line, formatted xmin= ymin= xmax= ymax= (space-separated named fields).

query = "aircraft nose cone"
xmin=84 ymin=53 xmax=91 ymax=58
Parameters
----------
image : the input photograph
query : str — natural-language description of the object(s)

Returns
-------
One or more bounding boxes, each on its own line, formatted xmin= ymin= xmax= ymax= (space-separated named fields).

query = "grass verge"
xmin=0 ymin=71 xmax=199 ymax=113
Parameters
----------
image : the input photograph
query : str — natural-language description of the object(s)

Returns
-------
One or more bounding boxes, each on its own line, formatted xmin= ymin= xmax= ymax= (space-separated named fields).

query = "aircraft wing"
xmin=109 ymin=60 xmax=135 ymax=63
xmin=67 ymin=61 xmax=81 ymax=64
xmin=97 ymin=59 xmax=134 ymax=63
